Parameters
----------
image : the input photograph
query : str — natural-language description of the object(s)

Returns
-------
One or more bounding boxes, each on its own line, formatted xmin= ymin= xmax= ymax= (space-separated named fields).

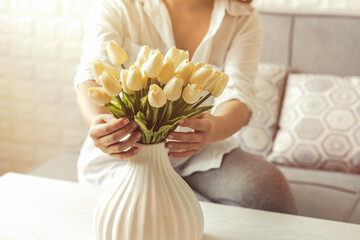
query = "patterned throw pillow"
xmin=233 ymin=63 xmax=288 ymax=158
xmin=268 ymin=74 xmax=360 ymax=173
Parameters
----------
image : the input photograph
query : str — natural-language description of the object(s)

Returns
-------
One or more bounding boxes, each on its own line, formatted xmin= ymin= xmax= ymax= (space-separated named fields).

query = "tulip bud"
xmin=120 ymin=69 xmax=134 ymax=94
xmin=203 ymin=70 xmax=221 ymax=91
xmin=137 ymin=45 xmax=150 ymax=60
xmin=193 ymin=62 xmax=205 ymax=72
xmin=182 ymin=84 xmax=202 ymax=104
xmin=135 ymin=57 xmax=146 ymax=69
xmin=157 ymin=58 xmax=175 ymax=85
xmin=91 ymin=60 xmax=104 ymax=85
xmin=175 ymin=60 xmax=194 ymax=86
xmin=164 ymin=46 xmax=182 ymax=69
xmin=106 ymin=40 xmax=128 ymax=66
xmin=101 ymin=71 xmax=122 ymax=97
xmin=101 ymin=61 xmax=120 ymax=81
xmin=163 ymin=74 xmax=183 ymax=102
xmin=178 ymin=50 xmax=189 ymax=67
xmin=88 ymin=87 xmax=112 ymax=106
xmin=189 ymin=65 xmax=212 ymax=86
xmin=164 ymin=46 xmax=177 ymax=61
xmin=148 ymin=84 xmax=167 ymax=108
xmin=208 ymin=73 xmax=229 ymax=98
xmin=127 ymin=66 xmax=143 ymax=91
xmin=91 ymin=60 xmax=121 ymax=85
xmin=142 ymin=51 xmax=163 ymax=78
xmin=149 ymin=49 xmax=161 ymax=57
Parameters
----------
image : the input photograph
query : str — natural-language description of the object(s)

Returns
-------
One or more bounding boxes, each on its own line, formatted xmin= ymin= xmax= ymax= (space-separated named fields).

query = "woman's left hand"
xmin=165 ymin=112 xmax=217 ymax=158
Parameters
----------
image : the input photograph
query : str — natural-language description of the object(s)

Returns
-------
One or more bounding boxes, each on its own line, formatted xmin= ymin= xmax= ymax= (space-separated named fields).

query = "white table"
xmin=0 ymin=173 xmax=359 ymax=240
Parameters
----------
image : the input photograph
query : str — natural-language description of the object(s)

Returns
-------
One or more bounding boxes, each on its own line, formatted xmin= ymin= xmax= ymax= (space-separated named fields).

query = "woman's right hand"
xmin=89 ymin=114 xmax=142 ymax=159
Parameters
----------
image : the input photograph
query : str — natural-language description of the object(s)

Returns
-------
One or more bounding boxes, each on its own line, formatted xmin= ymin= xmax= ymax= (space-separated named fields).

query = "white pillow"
xmin=234 ymin=63 xmax=288 ymax=158
xmin=268 ymin=73 xmax=360 ymax=173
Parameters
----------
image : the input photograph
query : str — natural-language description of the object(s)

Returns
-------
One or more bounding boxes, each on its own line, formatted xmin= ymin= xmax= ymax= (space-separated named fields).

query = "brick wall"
xmin=0 ymin=0 xmax=93 ymax=175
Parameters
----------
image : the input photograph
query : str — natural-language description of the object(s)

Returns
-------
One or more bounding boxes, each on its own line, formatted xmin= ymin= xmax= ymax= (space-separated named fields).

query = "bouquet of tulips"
xmin=88 ymin=40 xmax=229 ymax=144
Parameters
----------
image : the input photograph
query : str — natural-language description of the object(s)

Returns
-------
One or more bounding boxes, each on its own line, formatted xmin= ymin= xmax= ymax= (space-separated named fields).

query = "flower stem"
xmin=158 ymin=101 xmax=169 ymax=127
xmin=116 ymin=95 xmax=128 ymax=116
xmin=191 ymin=93 xmax=211 ymax=109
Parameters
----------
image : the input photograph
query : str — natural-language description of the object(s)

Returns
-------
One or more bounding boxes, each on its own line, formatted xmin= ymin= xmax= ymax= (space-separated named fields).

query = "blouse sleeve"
xmin=212 ymin=9 xmax=263 ymax=122
xmin=73 ymin=0 xmax=126 ymax=90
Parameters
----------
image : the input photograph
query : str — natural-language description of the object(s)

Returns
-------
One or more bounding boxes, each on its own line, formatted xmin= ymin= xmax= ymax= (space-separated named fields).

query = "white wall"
xmin=0 ymin=0 xmax=92 ymax=174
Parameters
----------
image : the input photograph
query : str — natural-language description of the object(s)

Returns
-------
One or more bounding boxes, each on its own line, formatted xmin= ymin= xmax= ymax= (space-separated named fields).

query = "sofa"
xmin=28 ymin=10 xmax=360 ymax=224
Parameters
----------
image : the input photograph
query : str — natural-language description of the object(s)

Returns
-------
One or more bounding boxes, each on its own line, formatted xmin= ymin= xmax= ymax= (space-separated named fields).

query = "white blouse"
xmin=75 ymin=0 xmax=263 ymax=188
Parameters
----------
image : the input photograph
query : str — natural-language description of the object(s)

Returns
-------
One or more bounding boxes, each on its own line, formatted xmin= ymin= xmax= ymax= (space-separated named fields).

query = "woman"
xmin=75 ymin=0 xmax=298 ymax=214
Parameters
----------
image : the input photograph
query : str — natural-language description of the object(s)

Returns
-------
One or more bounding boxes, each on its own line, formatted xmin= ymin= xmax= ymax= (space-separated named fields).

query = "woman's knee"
xmin=218 ymin=149 xmax=298 ymax=214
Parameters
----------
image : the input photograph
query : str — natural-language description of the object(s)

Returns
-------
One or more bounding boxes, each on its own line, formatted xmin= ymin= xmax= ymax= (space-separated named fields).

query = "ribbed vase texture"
xmin=93 ymin=142 xmax=204 ymax=240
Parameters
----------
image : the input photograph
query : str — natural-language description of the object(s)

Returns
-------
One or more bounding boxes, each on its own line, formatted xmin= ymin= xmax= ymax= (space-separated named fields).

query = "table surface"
xmin=0 ymin=173 xmax=360 ymax=240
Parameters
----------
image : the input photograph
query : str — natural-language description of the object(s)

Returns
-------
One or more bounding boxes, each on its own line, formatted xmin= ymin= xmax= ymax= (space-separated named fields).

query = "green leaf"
xmin=164 ymin=101 xmax=173 ymax=122
xmin=105 ymin=103 xmax=126 ymax=119
xmin=140 ymin=96 xmax=148 ymax=113
xmin=152 ymin=124 xmax=173 ymax=143
xmin=122 ymin=93 xmax=135 ymax=117
xmin=134 ymin=112 xmax=153 ymax=144
xmin=148 ymin=106 xmax=158 ymax=129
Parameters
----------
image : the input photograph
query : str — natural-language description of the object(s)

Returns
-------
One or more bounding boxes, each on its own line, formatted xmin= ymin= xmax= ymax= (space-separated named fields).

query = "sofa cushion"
xmin=278 ymin=166 xmax=360 ymax=224
xmin=233 ymin=63 xmax=288 ymax=158
xmin=268 ymin=74 xmax=360 ymax=173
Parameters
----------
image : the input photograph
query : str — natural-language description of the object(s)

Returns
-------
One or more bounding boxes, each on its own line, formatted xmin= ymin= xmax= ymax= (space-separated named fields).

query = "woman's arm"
xmin=77 ymin=80 xmax=109 ymax=128
xmin=210 ymin=100 xmax=249 ymax=142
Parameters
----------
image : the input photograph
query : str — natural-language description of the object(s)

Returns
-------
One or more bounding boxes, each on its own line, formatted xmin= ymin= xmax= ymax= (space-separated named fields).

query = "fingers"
xmin=92 ymin=114 xmax=117 ymax=125
xmin=106 ymin=131 xmax=142 ymax=154
xmin=90 ymin=117 xmax=131 ymax=139
xmin=99 ymin=121 xmax=139 ymax=146
xmin=178 ymin=118 xmax=208 ymax=131
xmin=167 ymin=131 xmax=202 ymax=143
xmin=165 ymin=141 xmax=199 ymax=151
xmin=109 ymin=147 xmax=140 ymax=160
xmin=89 ymin=114 xmax=142 ymax=160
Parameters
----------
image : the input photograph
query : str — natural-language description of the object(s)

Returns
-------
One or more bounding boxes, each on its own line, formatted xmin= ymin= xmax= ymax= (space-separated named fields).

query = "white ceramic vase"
xmin=93 ymin=142 xmax=204 ymax=240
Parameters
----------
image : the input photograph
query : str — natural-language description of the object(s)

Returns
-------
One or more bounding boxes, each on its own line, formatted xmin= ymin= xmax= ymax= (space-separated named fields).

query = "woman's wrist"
xmin=208 ymin=114 xmax=221 ymax=143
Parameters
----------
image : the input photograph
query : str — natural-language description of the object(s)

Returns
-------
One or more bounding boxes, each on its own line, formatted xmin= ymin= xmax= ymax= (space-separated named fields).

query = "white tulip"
xmin=100 ymin=71 xmax=123 ymax=97
xmin=127 ymin=66 xmax=143 ymax=91
xmin=88 ymin=87 xmax=112 ymax=106
xmin=120 ymin=69 xmax=134 ymax=94
xmin=137 ymin=45 xmax=150 ymax=61
xmin=91 ymin=60 xmax=104 ymax=85
xmin=208 ymin=73 xmax=229 ymax=98
xmin=182 ymin=84 xmax=202 ymax=104
xmin=101 ymin=61 xmax=120 ymax=81
xmin=157 ymin=58 xmax=175 ymax=85
xmin=163 ymin=74 xmax=183 ymax=102
xmin=203 ymin=70 xmax=221 ymax=91
xmin=106 ymin=40 xmax=128 ymax=66
xmin=142 ymin=52 xmax=163 ymax=78
xmin=148 ymin=84 xmax=167 ymax=108
xmin=188 ymin=65 xmax=212 ymax=86
xmin=193 ymin=62 xmax=205 ymax=73
xmin=175 ymin=59 xmax=194 ymax=86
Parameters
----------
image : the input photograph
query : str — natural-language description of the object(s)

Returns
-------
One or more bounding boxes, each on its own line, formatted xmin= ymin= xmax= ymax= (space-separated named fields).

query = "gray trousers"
xmin=182 ymin=148 xmax=298 ymax=215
